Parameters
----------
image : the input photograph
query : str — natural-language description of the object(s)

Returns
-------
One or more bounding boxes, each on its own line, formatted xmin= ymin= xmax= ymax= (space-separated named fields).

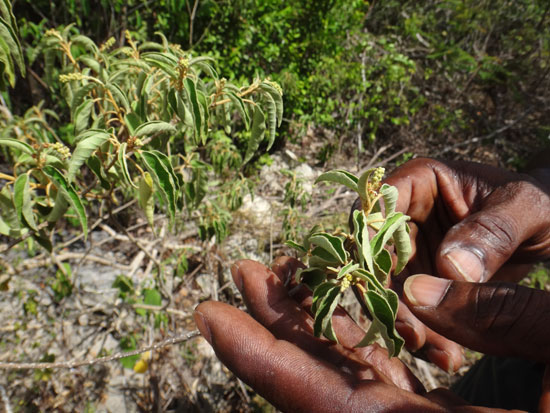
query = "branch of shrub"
xmin=0 ymin=330 xmax=200 ymax=370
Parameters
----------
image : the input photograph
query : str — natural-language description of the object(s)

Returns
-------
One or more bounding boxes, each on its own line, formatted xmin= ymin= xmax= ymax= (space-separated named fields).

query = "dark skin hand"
xmin=373 ymin=158 xmax=550 ymax=371
xmin=194 ymin=257 xmax=550 ymax=412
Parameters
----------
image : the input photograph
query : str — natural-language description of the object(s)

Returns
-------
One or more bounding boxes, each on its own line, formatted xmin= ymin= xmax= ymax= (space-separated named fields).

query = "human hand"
xmin=366 ymin=158 xmax=550 ymax=370
xmin=193 ymin=258 xmax=519 ymax=412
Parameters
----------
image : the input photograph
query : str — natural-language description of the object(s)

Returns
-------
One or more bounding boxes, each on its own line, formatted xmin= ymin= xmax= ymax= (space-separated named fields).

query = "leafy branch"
xmin=287 ymin=167 xmax=411 ymax=357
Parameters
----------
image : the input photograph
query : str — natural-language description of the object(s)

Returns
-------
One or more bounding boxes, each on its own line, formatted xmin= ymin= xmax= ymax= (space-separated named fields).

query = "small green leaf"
xmin=184 ymin=78 xmax=203 ymax=143
xmin=352 ymin=209 xmax=374 ymax=273
xmin=337 ymin=262 xmax=360 ymax=279
xmin=13 ymin=173 xmax=37 ymax=231
xmin=284 ymin=240 xmax=307 ymax=254
xmin=143 ymin=288 xmax=162 ymax=306
xmin=315 ymin=170 xmax=358 ymax=192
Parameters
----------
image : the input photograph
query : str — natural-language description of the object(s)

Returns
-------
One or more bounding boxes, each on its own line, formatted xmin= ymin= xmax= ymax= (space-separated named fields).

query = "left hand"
xmin=193 ymin=258 xmax=506 ymax=412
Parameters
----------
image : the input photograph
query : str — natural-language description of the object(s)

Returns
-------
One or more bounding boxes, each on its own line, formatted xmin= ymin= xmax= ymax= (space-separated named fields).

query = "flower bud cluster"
xmin=264 ymin=79 xmax=283 ymax=95
xmin=59 ymin=72 xmax=85 ymax=83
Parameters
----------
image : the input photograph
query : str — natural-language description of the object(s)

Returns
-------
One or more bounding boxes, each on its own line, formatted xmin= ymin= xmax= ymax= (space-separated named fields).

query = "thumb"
xmin=403 ymin=275 xmax=550 ymax=363
xmin=436 ymin=180 xmax=550 ymax=282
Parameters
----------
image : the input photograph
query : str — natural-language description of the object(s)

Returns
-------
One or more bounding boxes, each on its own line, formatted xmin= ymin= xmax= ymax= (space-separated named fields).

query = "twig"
xmin=132 ymin=304 xmax=189 ymax=318
xmin=0 ymin=221 xmax=49 ymax=254
xmin=0 ymin=330 xmax=200 ymax=370
xmin=0 ymin=385 xmax=11 ymax=413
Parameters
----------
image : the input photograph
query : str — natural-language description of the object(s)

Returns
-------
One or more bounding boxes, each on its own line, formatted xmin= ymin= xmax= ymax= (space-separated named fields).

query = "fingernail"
xmin=404 ymin=275 xmax=451 ymax=307
xmin=230 ymin=261 xmax=243 ymax=292
xmin=193 ymin=310 xmax=212 ymax=344
xmin=445 ymin=249 xmax=484 ymax=282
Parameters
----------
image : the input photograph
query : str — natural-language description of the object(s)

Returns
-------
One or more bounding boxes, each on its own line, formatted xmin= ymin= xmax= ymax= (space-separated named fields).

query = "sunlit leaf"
xmin=309 ymin=232 xmax=347 ymax=264
xmin=0 ymin=137 xmax=33 ymax=154
xmin=134 ymin=120 xmax=176 ymax=138
xmin=315 ymin=170 xmax=358 ymax=192
xmin=118 ymin=142 xmax=137 ymax=188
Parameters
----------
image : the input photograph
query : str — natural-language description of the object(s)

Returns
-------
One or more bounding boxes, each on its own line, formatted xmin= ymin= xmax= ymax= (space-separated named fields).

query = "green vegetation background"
xmin=12 ymin=0 xmax=550 ymax=165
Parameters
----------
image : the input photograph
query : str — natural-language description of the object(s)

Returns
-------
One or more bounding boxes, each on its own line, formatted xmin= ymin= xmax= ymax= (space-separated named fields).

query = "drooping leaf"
xmin=118 ymin=142 xmax=137 ymax=188
xmin=13 ymin=173 xmax=37 ymax=231
xmin=294 ymin=267 xmax=327 ymax=290
xmin=184 ymin=78 xmax=203 ymax=143
xmin=226 ymin=91 xmax=250 ymax=129
xmin=140 ymin=150 xmax=177 ymax=225
xmin=262 ymin=91 xmax=278 ymax=150
xmin=259 ymin=81 xmax=283 ymax=126
xmin=43 ymin=166 xmax=87 ymax=239
xmin=244 ymin=105 xmax=265 ymax=164
xmin=355 ymin=290 xmax=404 ymax=357
xmin=352 ymin=209 xmax=374 ymax=273
xmin=380 ymin=184 xmax=398 ymax=216
xmin=313 ymin=282 xmax=341 ymax=340
xmin=373 ymin=248 xmax=392 ymax=281
xmin=67 ymin=130 xmax=111 ymax=182
xmin=393 ymin=224 xmax=411 ymax=275
xmin=73 ymin=99 xmax=94 ymax=135
xmin=284 ymin=239 xmax=307 ymax=254
xmin=315 ymin=170 xmax=358 ymax=192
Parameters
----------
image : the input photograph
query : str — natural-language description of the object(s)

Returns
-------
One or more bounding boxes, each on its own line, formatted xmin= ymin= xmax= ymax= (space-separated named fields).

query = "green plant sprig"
xmin=286 ymin=167 xmax=411 ymax=357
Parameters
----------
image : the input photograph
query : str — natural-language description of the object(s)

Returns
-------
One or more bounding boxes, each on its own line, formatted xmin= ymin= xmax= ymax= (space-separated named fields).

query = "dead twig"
xmin=0 ymin=330 xmax=200 ymax=370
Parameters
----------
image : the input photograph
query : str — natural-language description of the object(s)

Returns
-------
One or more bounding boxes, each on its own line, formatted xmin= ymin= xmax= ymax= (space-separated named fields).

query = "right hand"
xmin=371 ymin=158 xmax=550 ymax=371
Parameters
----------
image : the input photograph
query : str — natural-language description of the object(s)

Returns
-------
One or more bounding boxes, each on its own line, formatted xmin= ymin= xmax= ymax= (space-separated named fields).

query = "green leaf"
xmin=262 ymin=91 xmax=278 ymax=150
xmin=313 ymin=282 xmax=341 ymax=340
xmin=68 ymin=130 xmax=111 ymax=182
xmin=141 ymin=150 xmax=177 ymax=225
xmin=196 ymin=90 xmax=209 ymax=142
xmin=380 ymin=184 xmax=398 ymax=216
xmin=336 ymin=262 xmax=360 ymax=279
xmin=352 ymin=268 xmax=386 ymax=295
xmin=356 ymin=290 xmax=404 ymax=357
xmin=118 ymin=143 xmax=137 ymax=188
xmin=226 ymin=91 xmax=250 ymax=129
xmin=87 ymin=156 xmax=110 ymax=190
xmin=260 ymin=81 xmax=283 ymax=127
xmin=294 ymin=267 xmax=327 ymax=290
xmin=142 ymin=52 xmax=178 ymax=78
xmin=43 ymin=166 xmax=87 ymax=239
xmin=393 ymin=224 xmax=411 ymax=275
xmin=244 ymin=105 xmax=266 ymax=164
xmin=143 ymin=288 xmax=162 ymax=306
xmin=184 ymin=78 xmax=203 ymax=143
xmin=138 ymin=172 xmax=155 ymax=228
xmin=106 ymin=82 xmax=130 ymax=113
xmin=284 ymin=240 xmax=307 ymax=254
xmin=309 ymin=232 xmax=347 ymax=264
xmin=352 ymin=209 xmax=374 ymax=273
xmin=73 ymin=99 xmax=94 ymax=135
xmin=0 ymin=137 xmax=33 ymax=154
xmin=370 ymin=212 xmax=409 ymax=258
xmin=72 ymin=34 xmax=98 ymax=54
xmin=13 ymin=173 xmax=37 ymax=231
xmin=373 ymin=248 xmax=392 ymax=281
xmin=71 ymin=83 xmax=96 ymax=113
xmin=315 ymin=170 xmax=358 ymax=192
xmin=133 ymin=120 xmax=176 ymax=138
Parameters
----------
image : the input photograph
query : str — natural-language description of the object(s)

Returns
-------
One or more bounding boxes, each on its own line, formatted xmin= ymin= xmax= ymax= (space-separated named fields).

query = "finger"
xmin=394 ymin=290 xmax=463 ymax=373
xmin=194 ymin=301 xmax=448 ymax=412
xmin=232 ymin=258 xmax=422 ymax=390
xmin=403 ymin=275 xmax=550 ymax=363
xmin=435 ymin=178 xmax=550 ymax=282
